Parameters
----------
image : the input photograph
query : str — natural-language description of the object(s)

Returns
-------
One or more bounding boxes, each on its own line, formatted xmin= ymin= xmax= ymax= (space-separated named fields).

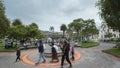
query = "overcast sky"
xmin=4 ymin=0 xmax=101 ymax=32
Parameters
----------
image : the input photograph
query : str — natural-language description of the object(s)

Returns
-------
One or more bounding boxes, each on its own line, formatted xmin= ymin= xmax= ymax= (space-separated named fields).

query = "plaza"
xmin=0 ymin=42 xmax=120 ymax=68
xmin=1 ymin=0 xmax=120 ymax=68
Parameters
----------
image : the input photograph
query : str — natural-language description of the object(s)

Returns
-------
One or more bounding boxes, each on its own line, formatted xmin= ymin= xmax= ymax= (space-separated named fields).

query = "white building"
xmin=99 ymin=22 xmax=120 ymax=40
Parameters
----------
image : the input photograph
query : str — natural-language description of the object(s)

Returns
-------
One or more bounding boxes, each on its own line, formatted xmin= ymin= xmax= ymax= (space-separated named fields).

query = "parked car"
xmin=5 ymin=39 xmax=13 ymax=48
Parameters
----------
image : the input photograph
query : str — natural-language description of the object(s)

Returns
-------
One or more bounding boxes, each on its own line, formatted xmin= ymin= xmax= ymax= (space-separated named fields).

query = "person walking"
xmin=61 ymin=40 xmax=72 ymax=68
xmin=16 ymin=48 xmax=21 ymax=62
xmin=35 ymin=40 xmax=46 ymax=65
xmin=69 ymin=44 xmax=74 ymax=61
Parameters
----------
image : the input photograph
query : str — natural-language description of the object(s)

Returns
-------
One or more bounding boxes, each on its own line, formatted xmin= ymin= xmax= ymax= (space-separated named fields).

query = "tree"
xmin=29 ymin=22 xmax=38 ymax=29
xmin=0 ymin=0 xmax=5 ymax=17
xmin=68 ymin=18 xmax=84 ymax=37
xmin=7 ymin=25 xmax=27 ymax=39
xmin=8 ymin=19 xmax=24 ymax=39
xmin=7 ymin=23 xmax=44 ymax=39
xmin=105 ymin=33 xmax=113 ymax=39
xmin=68 ymin=18 xmax=98 ymax=41
xmin=12 ymin=19 xmax=22 ymax=26
xmin=49 ymin=26 xmax=54 ymax=32
xmin=25 ymin=25 xmax=38 ymax=38
xmin=0 ymin=0 xmax=10 ymax=37
xmin=82 ymin=19 xmax=99 ymax=41
xmin=97 ymin=0 xmax=120 ymax=31
xmin=60 ymin=24 xmax=67 ymax=38
xmin=67 ymin=24 xmax=73 ymax=39
xmin=49 ymin=26 xmax=54 ymax=38
xmin=37 ymin=30 xmax=45 ymax=39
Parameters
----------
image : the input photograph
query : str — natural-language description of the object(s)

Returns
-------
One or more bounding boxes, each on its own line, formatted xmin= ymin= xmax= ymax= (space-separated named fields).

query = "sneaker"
xmin=42 ymin=60 xmax=46 ymax=63
xmin=68 ymin=65 xmax=72 ymax=68
xmin=35 ymin=63 xmax=39 ymax=65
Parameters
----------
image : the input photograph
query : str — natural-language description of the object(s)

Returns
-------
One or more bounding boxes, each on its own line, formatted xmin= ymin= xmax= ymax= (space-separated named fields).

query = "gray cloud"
xmin=4 ymin=0 xmax=101 ymax=32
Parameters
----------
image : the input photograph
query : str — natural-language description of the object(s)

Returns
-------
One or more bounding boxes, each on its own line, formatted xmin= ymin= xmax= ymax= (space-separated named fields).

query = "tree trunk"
xmin=77 ymin=30 xmax=79 ymax=37
xmin=63 ymin=31 xmax=65 ymax=38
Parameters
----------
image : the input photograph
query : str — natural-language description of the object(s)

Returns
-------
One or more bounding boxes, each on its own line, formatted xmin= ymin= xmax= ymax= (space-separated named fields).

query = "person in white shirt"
xmin=53 ymin=44 xmax=59 ymax=53
xmin=50 ymin=42 xmax=59 ymax=62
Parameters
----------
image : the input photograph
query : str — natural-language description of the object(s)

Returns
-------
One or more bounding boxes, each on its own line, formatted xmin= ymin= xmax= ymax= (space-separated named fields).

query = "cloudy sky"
xmin=4 ymin=0 xmax=101 ymax=32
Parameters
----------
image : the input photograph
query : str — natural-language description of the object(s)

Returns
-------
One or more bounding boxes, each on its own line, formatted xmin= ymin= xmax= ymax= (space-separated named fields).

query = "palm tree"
xmin=49 ymin=26 xmax=54 ymax=38
xmin=50 ymin=26 xmax=54 ymax=32
xmin=60 ymin=24 xmax=67 ymax=38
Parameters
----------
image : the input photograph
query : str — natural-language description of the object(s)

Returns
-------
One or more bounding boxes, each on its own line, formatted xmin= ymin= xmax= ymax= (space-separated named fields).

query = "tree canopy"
xmin=12 ymin=19 xmax=23 ymax=26
xmin=82 ymin=19 xmax=99 ymax=36
xmin=67 ymin=18 xmax=98 ymax=40
xmin=68 ymin=18 xmax=84 ymax=36
xmin=97 ymin=0 xmax=120 ymax=31
xmin=29 ymin=22 xmax=38 ymax=29
xmin=0 ymin=0 xmax=10 ymax=37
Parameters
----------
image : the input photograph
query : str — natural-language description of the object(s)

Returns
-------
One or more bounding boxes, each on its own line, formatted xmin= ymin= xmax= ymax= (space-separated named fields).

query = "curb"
xmin=102 ymin=50 xmax=120 ymax=61
xmin=102 ymin=50 xmax=120 ymax=58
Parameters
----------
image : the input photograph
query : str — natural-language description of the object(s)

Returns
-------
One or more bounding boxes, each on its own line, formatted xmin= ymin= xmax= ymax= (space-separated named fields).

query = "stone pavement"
xmin=0 ymin=42 xmax=120 ymax=68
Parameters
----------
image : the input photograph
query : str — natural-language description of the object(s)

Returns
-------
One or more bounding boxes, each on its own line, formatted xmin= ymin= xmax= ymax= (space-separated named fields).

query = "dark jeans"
xmin=61 ymin=54 xmax=72 ymax=66
xmin=16 ymin=55 xmax=20 ymax=61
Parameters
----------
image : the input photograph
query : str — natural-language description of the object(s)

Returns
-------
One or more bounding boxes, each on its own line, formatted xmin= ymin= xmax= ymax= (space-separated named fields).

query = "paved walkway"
xmin=0 ymin=42 xmax=120 ymax=68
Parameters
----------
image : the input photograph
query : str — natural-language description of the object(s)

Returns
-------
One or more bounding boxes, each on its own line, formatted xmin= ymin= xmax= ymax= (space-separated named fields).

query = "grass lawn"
xmin=0 ymin=43 xmax=4 ymax=47
xmin=77 ymin=42 xmax=99 ymax=48
xmin=103 ymin=48 xmax=120 ymax=57
xmin=0 ymin=47 xmax=16 ymax=52
xmin=0 ymin=40 xmax=4 ymax=47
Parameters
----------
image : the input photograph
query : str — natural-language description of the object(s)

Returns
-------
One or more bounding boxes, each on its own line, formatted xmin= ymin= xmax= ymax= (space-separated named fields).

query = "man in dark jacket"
xmin=61 ymin=40 xmax=72 ymax=68
xmin=16 ymin=48 xmax=21 ymax=62
xmin=35 ymin=40 xmax=46 ymax=65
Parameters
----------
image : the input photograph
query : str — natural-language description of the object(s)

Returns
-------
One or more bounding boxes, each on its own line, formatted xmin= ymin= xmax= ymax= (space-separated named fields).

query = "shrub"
xmin=115 ymin=42 xmax=120 ymax=49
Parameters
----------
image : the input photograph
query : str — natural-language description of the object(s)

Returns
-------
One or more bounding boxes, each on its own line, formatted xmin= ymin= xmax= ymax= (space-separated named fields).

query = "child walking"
xmin=16 ymin=48 xmax=21 ymax=62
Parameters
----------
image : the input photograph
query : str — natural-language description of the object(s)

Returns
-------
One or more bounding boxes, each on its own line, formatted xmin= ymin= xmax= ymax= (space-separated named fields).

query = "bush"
xmin=116 ymin=38 xmax=120 ymax=42
xmin=114 ymin=42 xmax=120 ymax=49
xmin=110 ymin=38 xmax=114 ymax=41
xmin=118 ymin=44 xmax=120 ymax=49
